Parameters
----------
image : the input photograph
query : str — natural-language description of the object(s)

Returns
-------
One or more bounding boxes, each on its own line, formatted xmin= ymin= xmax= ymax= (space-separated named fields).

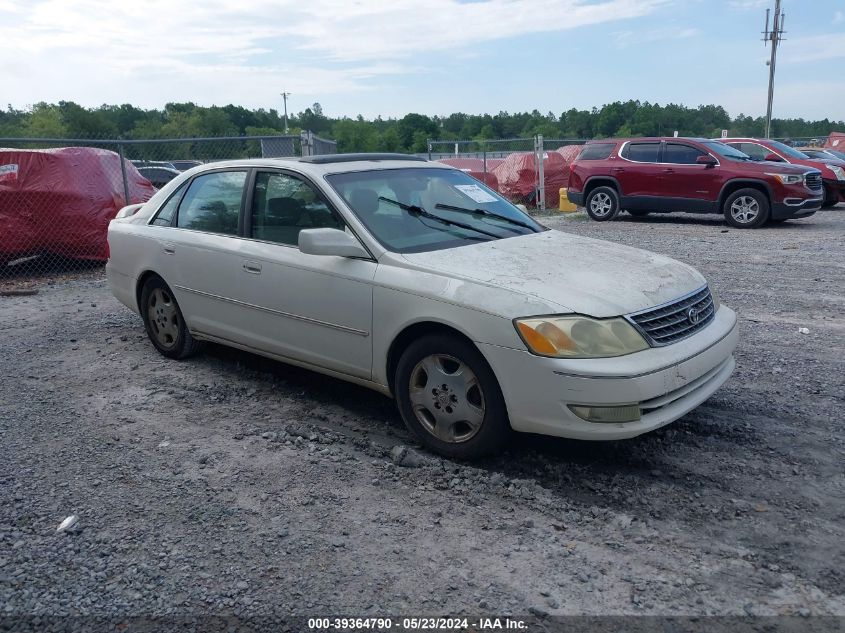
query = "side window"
xmin=150 ymin=183 xmax=186 ymax=226
xmin=578 ymin=143 xmax=615 ymax=160
xmin=251 ymin=172 xmax=343 ymax=246
xmin=623 ymin=142 xmax=660 ymax=163
xmin=664 ymin=143 xmax=706 ymax=165
xmin=176 ymin=171 xmax=246 ymax=235
xmin=738 ymin=143 xmax=769 ymax=161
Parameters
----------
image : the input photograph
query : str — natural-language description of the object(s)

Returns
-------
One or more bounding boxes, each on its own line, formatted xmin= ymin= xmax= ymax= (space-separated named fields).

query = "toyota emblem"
xmin=687 ymin=307 xmax=701 ymax=325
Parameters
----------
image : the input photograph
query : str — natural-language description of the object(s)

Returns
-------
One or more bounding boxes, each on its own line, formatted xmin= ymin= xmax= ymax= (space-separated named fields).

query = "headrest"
xmin=348 ymin=188 xmax=379 ymax=215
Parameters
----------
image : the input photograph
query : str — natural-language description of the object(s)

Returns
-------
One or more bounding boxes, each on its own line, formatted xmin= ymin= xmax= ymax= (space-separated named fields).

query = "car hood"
xmin=399 ymin=230 xmax=706 ymax=318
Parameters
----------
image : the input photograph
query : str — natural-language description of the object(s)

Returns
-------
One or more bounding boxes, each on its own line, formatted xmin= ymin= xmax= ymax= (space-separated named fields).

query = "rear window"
xmin=577 ymin=143 xmax=615 ymax=160
xmin=623 ymin=142 xmax=660 ymax=163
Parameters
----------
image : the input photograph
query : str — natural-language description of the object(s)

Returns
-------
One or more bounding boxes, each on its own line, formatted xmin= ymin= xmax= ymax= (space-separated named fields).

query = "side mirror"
xmin=764 ymin=153 xmax=784 ymax=162
xmin=298 ymin=228 xmax=370 ymax=259
xmin=696 ymin=155 xmax=718 ymax=167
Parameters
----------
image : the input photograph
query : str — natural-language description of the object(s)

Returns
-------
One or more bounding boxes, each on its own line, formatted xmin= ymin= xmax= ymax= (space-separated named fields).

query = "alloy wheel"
xmin=730 ymin=196 xmax=760 ymax=224
xmin=147 ymin=287 xmax=180 ymax=348
xmin=590 ymin=192 xmax=613 ymax=218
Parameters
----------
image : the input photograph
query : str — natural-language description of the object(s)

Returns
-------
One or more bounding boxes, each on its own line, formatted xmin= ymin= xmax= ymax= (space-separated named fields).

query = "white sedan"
xmin=107 ymin=153 xmax=738 ymax=459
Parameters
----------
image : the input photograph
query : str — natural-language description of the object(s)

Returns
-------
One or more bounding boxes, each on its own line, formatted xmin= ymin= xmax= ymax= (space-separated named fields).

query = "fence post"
xmin=534 ymin=134 xmax=546 ymax=212
xmin=427 ymin=141 xmax=432 ymax=161
xmin=117 ymin=142 xmax=131 ymax=207
xmin=483 ymin=147 xmax=487 ymax=178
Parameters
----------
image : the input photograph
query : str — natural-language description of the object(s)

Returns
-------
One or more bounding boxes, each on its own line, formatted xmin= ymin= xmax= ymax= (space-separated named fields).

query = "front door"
xmin=658 ymin=142 xmax=722 ymax=207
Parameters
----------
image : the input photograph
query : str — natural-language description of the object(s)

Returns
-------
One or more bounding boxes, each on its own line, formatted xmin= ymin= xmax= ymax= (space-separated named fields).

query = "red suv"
xmin=719 ymin=137 xmax=845 ymax=208
xmin=567 ymin=137 xmax=823 ymax=228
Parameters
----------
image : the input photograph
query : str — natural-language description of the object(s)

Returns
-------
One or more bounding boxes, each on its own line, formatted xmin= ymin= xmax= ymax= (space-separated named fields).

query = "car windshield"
xmin=326 ymin=167 xmax=545 ymax=253
xmin=767 ymin=140 xmax=811 ymax=160
xmin=701 ymin=141 xmax=753 ymax=161
xmin=829 ymin=150 xmax=845 ymax=161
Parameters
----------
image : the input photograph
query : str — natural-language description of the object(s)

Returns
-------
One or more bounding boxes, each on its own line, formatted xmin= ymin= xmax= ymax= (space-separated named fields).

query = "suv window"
xmin=150 ymin=182 xmax=186 ymax=226
xmin=732 ymin=142 xmax=770 ymax=161
xmin=251 ymin=171 xmax=343 ymax=246
xmin=622 ymin=142 xmax=660 ymax=163
xmin=578 ymin=143 xmax=615 ymax=160
xmin=664 ymin=143 xmax=707 ymax=165
xmin=176 ymin=171 xmax=246 ymax=235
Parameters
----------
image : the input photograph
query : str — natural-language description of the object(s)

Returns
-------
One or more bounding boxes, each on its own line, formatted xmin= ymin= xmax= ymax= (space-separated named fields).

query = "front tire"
xmin=723 ymin=188 xmax=770 ymax=228
xmin=395 ymin=334 xmax=510 ymax=459
xmin=140 ymin=275 xmax=204 ymax=359
xmin=585 ymin=186 xmax=620 ymax=221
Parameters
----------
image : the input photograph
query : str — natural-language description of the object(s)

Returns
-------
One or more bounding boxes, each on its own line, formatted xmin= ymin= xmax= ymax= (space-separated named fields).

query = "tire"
xmin=627 ymin=209 xmax=650 ymax=217
xmin=585 ymin=186 xmax=620 ymax=221
xmin=394 ymin=334 xmax=510 ymax=459
xmin=723 ymin=188 xmax=770 ymax=229
xmin=821 ymin=192 xmax=837 ymax=208
xmin=139 ymin=275 xmax=204 ymax=359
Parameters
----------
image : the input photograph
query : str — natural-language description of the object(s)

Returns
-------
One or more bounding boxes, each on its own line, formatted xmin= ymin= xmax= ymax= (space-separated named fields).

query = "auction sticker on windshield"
xmin=455 ymin=184 xmax=498 ymax=204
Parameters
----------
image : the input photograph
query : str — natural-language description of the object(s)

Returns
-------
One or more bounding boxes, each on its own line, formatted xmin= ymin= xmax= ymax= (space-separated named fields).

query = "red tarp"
xmin=0 ymin=147 xmax=156 ymax=263
xmin=491 ymin=151 xmax=570 ymax=207
xmin=824 ymin=132 xmax=845 ymax=149
xmin=437 ymin=158 xmax=499 ymax=190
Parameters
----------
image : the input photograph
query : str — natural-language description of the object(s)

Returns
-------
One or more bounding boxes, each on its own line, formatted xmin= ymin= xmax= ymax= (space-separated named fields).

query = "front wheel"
xmin=394 ymin=334 xmax=510 ymax=459
xmin=723 ymin=188 xmax=770 ymax=228
xmin=585 ymin=186 xmax=620 ymax=221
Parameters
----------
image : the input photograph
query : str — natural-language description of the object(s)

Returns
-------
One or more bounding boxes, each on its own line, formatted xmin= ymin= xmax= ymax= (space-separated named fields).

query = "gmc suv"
xmin=719 ymin=137 xmax=845 ymax=208
xmin=567 ymin=137 xmax=823 ymax=228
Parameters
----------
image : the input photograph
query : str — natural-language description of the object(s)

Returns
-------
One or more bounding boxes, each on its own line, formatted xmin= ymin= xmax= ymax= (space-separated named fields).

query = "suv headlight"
xmin=514 ymin=316 xmax=649 ymax=358
xmin=828 ymin=165 xmax=845 ymax=181
xmin=765 ymin=172 xmax=802 ymax=185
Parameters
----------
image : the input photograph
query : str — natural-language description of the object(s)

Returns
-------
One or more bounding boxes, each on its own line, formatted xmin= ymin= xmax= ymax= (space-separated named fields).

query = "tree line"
xmin=1 ymin=100 xmax=841 ymax=154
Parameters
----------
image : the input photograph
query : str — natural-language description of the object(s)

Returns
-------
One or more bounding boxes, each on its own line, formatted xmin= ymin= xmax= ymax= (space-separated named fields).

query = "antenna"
xmin=762 ymin=0 xmax=785 ymax=138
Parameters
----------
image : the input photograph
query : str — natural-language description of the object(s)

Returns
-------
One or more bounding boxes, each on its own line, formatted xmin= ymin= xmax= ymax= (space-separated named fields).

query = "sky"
xmin=0 ymin=0 xmax=843 ymax=121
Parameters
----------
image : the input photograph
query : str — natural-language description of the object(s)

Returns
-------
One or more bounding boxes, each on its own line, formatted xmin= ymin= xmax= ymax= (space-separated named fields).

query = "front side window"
xmin=701 ymin=141 xmax=752 ymax=162
xmin=176 ymin=171 xmax=246 ymax=235
xmin=622 ymin=142 xmax=660 ymax=163
xmin=326 ymin=167 xmax=544 ymax=254
xmin=664 ymin=143 xmax=706 ymax=165
xmin=250 ymin=171 xmax=343 ymax=246
xmin=733 ymin=143 xmax=769 ymax=161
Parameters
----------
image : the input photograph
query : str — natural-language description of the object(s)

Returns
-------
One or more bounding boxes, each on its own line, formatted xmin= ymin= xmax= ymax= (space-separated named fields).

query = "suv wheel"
xmin=585 ymin=186 xmax=620 ymax=221
xmin=723 ymin=188 xmax=769 ymax=229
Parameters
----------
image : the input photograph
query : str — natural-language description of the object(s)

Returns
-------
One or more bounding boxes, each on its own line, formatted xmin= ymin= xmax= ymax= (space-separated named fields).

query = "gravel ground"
xmin=2 ymin=207 xmax=844 ymax=623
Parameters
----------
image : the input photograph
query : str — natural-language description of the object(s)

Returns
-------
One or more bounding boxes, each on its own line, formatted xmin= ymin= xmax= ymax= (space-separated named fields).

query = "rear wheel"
xmin=395 ymin=334 xmax=510 ymax=459
xmin=585 ymin=186 xmax=620 ymax=221
xmin=723 ymin=188 xmax=770 ymax=229
xmin=140 ymin=275 xmax=204 ymax=359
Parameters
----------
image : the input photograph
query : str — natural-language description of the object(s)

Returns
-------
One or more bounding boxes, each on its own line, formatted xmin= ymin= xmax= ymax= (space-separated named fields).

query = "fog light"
xmin=568 ymin=404 xmax=641 ymax=423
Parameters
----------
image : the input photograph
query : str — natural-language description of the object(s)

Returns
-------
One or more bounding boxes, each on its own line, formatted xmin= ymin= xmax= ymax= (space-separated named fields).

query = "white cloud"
xmin=833 ymin=10 xmax=844 ymax=24
xmin=782 ymin=33 xmax=845 ymax=63
xmin=728 ymin=0 xmax=769 ymax=9
xmin=0 ymin=0 xmax=670 ymax=109
xmin=614 ymin=26 xmax=699 ymax=48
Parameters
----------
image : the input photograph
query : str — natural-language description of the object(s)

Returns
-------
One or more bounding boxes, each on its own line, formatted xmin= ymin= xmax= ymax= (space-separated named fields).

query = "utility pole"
xmin=762 ymin=0 xmax=785 ymax=138
xmin=281 ymin=92 xmax=291 ymax=133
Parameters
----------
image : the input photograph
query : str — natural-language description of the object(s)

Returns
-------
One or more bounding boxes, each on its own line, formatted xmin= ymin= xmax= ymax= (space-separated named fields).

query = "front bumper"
xmin=771 ymin=195 xmax=822 ymax=219
xmin=479 ymin=306 xmax=738 ymax=440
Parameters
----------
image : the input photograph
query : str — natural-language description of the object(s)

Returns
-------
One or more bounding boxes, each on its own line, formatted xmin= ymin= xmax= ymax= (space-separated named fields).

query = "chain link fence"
xmin=0 ymin=132 xmax=336 ymax=288
xmin=427 ymin=136 xmax=588 ymax=212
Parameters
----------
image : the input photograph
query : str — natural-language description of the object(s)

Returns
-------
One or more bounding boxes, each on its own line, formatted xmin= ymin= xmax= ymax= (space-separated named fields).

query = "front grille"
xmin=627 ymin=286 xmax=715 ymax=346
xmin=805 ymin=172 xmax=823 ymax=191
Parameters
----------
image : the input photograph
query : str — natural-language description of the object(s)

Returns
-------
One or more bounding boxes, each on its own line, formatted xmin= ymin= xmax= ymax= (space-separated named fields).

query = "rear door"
xmin=614 ymin=141 xmax=664 ymax=207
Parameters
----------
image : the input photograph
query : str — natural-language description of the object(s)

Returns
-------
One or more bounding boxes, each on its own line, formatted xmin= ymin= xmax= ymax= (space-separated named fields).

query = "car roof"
xmin=587 ymin=136 xmax=712 ymax=144
xmin=189 ymin=154 xmax=448 ymax=176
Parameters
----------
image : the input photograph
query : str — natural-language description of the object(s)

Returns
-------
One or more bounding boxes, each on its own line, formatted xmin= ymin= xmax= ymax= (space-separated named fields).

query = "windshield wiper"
xmin=377 ymin=197 xmax=500 ymax=240
xmin=433 ymin=203 xmax=540 ymax=232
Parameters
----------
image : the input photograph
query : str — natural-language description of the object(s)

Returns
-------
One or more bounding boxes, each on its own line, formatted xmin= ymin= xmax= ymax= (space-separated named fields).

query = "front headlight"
xmin=709 ymin=284 xmax=721 ymax=312
xmin=828 ymin=165 xmax=845 ymax=181
xmin=765 ymin=172 xmax=802 ymax=185
xmin=514 ymin=315 xmax=649 ymax=358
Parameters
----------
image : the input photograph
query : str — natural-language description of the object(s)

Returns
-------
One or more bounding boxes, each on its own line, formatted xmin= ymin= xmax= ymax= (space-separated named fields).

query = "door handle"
xmin=162 ymin=244 xmax=175 ymax=255
xmin=662 ymin=168 xmax=675 ymax=174
xmin=242 ymin=261 xmax=262 ymax=274
xmin=611 ymin=167 xmax=625 ymax=173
